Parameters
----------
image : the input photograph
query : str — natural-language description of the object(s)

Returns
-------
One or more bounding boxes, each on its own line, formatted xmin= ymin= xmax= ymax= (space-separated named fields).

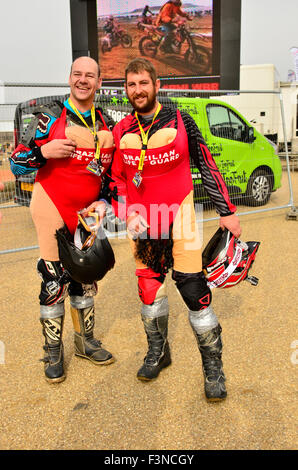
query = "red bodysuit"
xmin=112 ymin=110 xmax=193 ymax=238
xmin=111 ymin=104 xmax=236 ymax=274
xmin=35 ymin=107 xmax=114 ymax=234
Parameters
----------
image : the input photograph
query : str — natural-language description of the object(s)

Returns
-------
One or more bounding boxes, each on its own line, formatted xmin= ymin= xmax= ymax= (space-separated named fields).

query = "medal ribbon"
xmin=135 ymin=102 xmax=161 ymax=172
xmin=68 ymin=99 xmax=100 ymax=161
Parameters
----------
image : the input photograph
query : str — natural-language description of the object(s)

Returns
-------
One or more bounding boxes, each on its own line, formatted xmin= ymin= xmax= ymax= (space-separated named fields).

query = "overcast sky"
xmin=0 ymin=0 xmax=297 ymax=84
xmin=97 ymin=0 xmax=212 ymax=16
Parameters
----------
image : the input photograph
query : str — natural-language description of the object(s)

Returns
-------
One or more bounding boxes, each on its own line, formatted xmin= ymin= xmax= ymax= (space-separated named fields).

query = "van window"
xmin=206 ymin=104 xmax=248 ymax=142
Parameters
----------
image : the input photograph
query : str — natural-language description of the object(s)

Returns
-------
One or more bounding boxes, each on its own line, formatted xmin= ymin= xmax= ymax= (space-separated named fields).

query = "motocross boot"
xmin=70 ymin=296 xmax=115 ymax=365
xmin=137 ymin=298 xmax=172 ymax=381
xmin=40 ymin=307 xmax=65 ymax=384
xmin=194 ymin=324 xmax=227 ymax=401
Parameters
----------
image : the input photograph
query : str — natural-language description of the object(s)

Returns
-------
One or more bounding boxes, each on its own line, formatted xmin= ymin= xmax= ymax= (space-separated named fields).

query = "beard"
xmin=128 ymin=90 xmax=157 ymax=114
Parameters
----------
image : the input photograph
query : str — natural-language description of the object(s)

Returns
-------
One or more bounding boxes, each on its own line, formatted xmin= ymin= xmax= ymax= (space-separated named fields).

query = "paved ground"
xmin=0 ymin=173 xmax=297 ymax=451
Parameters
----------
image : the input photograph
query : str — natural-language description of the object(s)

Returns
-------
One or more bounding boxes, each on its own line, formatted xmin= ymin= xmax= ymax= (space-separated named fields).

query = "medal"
xmin=86 ymin=133 xmax=104 ymax=175
xmin=86 ymin=159 xmax=104 ymax=176
xmin=132 ymin=103 xmax=161 ymax=188
xmin=132 ymin=171 xmax=143 ymax=188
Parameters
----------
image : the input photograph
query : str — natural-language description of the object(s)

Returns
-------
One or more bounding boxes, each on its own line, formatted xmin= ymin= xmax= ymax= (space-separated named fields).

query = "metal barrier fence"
xmin=0 ymin=86 xmax=296 ymax=255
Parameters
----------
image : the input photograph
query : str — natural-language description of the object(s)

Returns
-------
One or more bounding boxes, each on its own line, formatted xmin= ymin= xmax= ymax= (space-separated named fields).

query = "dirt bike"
xmin=101 ymin=28 xmax=132 ymax=53
xmin=137 ymin=15 xmax=154 ymax=31
xmin=138 ymin=21 xmax=211 ymax=71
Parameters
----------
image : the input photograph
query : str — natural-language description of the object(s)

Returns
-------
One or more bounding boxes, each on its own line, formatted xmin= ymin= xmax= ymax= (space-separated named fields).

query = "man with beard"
xmin=86 ymin=58 xmax=241 ymax=401
xmin=10 ymin=57 xmax=115 ymax=383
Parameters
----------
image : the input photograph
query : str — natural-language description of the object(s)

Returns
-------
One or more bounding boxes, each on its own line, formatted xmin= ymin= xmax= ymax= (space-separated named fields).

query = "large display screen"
xmin=96 ymin=0 xmax=217 ymax=87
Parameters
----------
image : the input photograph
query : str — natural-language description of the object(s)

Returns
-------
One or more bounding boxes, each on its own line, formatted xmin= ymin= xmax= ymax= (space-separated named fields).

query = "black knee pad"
xmin=68 ymin=279 xmax=84 ymax=297
xmin=68 ymin=279 xmax=97 ymax=297
xmin=172 ymin=270 xmax=212 ymax=311
xmin=37 ymin=259 xmax=69 ymax=306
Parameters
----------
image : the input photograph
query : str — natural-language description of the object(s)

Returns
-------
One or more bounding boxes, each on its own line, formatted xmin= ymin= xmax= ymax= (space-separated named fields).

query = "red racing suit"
xmin=110 ymin=104 xmax=236 ymax=238
xmin=10 ymin=99 xmax=115 ymax=234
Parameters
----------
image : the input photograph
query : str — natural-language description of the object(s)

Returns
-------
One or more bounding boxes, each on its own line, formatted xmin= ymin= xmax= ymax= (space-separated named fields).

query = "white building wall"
xmin=218 ymin=64 xmax=298 ymax=148
xmin=0 ymin=84 xmax=69 ymax=105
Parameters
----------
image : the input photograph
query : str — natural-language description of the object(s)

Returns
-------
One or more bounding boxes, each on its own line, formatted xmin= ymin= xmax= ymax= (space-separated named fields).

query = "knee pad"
xmin=37 ymin=259 xmax=68 ymax=307
xmin=136 ymin=268 xmax=166 ymax=305
xmin=172 ymin=270 xmax=212 ymax=311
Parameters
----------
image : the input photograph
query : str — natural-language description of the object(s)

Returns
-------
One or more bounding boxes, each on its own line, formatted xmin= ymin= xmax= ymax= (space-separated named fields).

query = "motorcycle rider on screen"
xmin=142 ymin=4 xmax=154 ymax=22
xmin=101 ymin=15 xmax=132 ymax=53
xmin=156 ymin=0 xmax=192 ymax=53
xmin=103 ymin=15 xmax=119 ymax=51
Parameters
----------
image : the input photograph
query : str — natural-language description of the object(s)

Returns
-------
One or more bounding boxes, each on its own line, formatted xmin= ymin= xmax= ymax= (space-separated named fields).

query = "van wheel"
xmin=245 ymin=168 xmax=273 ymax=206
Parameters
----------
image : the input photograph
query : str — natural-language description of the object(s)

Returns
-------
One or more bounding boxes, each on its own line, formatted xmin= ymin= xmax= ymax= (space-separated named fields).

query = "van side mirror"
xmin=248 ymin=127 xmax=256 ymax=143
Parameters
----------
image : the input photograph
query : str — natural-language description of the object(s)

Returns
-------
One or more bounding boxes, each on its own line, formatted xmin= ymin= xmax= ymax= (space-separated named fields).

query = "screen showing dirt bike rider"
xmin=156 ymin=0 xmax=192 ymax=53
xmin=103 ymin=15 xmax=119 ymax=50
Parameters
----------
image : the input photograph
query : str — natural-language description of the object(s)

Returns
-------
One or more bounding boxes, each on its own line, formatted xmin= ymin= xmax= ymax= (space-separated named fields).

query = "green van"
xmin=13 ymin=94 xmax=282 ymax=208
xmin=172 ymin=97 xmax=282 ymax=207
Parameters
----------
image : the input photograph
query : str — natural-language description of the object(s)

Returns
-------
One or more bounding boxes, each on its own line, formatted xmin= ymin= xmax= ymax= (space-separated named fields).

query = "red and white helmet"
xmin=202 ymin=229 xmax=260 ymax=289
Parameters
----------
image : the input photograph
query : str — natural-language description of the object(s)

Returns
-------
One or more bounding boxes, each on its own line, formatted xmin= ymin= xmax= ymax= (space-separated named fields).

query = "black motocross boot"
xmin=40 ymin=315 xmax=65 ymax=384
xmin=70 ymin=297 xmax=115 ymax=365
xmin=195 ymin=324 xmax=227 ymax=401
xmin=137 ymin=299 xmax=171 ymax=381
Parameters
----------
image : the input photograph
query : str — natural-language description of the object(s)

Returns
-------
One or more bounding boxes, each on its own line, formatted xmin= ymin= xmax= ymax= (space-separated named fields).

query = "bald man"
xmin=10 ymin=57 xmax=116 ymax=383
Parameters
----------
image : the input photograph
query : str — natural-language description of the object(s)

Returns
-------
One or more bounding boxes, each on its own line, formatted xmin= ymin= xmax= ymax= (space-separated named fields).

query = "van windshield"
xmin=206 ymin=104 xmax=248 ymax=142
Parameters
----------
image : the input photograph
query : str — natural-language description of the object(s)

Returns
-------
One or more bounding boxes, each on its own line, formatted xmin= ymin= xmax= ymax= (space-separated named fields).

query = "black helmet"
xmin=56 ymin=213 xmax=115 ymax=284
xmin=202 ymin=228 xmax=260 ymax=288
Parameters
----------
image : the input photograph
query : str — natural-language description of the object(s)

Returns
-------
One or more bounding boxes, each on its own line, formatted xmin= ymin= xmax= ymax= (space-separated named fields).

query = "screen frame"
xmin=69 ymin=0 xmax=241 ymax=90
